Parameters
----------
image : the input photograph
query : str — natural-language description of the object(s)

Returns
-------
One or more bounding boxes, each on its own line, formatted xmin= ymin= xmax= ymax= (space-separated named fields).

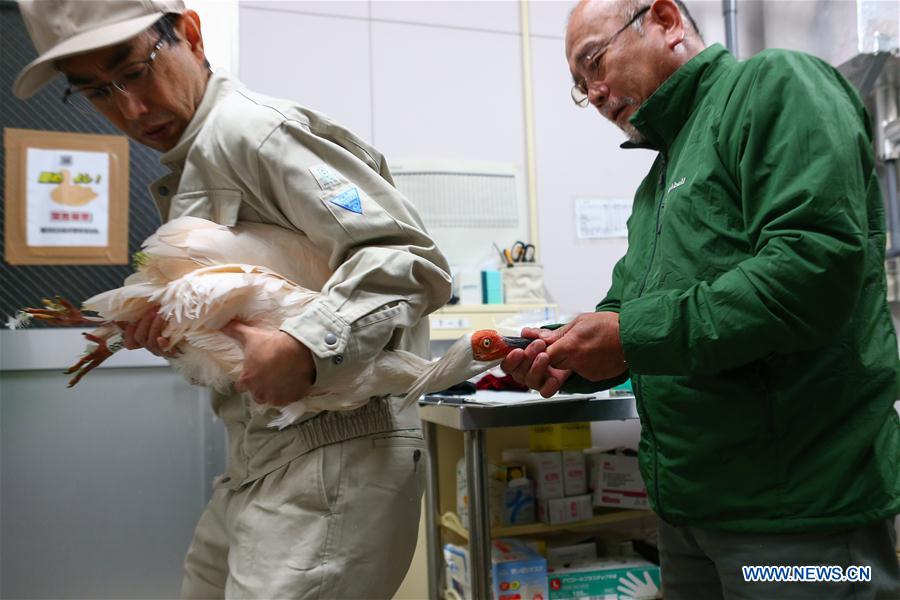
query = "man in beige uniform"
xmin=13 ymin=1 xmax=452 ymax=597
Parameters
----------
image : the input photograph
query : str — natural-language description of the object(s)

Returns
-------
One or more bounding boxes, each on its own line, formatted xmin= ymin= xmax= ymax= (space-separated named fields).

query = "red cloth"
xmin=475 ymin=373 xmax=529 ymax=392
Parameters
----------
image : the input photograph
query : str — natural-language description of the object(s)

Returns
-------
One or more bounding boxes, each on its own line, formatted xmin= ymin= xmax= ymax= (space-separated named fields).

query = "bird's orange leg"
xmin=64 ymin=332 xmax=121 ymax=387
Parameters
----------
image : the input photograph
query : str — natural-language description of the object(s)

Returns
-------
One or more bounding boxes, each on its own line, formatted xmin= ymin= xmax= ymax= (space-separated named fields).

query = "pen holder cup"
xmin=502 ymin=263 xmax=546 ymax=303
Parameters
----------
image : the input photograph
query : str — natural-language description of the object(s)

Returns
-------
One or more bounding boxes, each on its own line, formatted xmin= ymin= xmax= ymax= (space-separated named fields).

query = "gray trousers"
xmin=658 ymin=517 xmax=900 ymax=599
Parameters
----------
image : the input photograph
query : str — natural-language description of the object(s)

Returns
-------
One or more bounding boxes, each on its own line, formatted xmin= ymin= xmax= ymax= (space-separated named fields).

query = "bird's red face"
xmin=471 ymin=330 xmax=531 ymax=362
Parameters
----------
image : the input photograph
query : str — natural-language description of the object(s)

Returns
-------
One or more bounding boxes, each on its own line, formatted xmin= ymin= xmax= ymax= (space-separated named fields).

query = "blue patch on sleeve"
xmin=329 ymin=187 xmax=363 ymax=215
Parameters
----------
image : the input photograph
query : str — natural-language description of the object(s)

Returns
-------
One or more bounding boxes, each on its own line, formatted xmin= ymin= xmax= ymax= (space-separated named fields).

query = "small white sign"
xmin=26 ymin=147 xmax=110 ymax=247
xmin=432 ymin=317 xmax=472 ymax=330
xmin=575 ymin=197 xmax=631 ymax=239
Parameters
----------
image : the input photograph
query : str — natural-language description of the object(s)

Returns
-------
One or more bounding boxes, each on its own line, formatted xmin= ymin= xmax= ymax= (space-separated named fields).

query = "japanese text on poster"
xmin=26 ymin=147 xmax=110 ymax=247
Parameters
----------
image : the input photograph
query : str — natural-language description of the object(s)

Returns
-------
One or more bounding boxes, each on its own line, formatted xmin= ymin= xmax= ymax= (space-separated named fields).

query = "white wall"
xmin=189 ymin=0 xmax=241 ymax=74
xmin=0 ymin=330 xmax=224 ymax=598
xmin=235 ymin=0 xmax=664 ymax=315
xmin=529 ymin=0 xmax=651 ymax=315
xmin=231 ymin=0 xmax=796 ymax=315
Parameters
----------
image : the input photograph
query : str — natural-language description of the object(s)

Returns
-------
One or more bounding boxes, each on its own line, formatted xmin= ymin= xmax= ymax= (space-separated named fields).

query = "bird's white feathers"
xmin=78 ymin=217 xmax=503 ymax=428
xmin=399 ymin=332 xmax=505 ymax=410
xmin=80 ymin=219 xmax=332 ymax=425
xmin=140 ymin=217 xmax=333 ymax=290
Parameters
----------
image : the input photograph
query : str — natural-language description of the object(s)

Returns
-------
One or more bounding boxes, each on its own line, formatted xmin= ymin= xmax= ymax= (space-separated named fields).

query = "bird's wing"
xmin=138 ymin=218 xmax=229 ymax=283
xmin=142 ymin=216 xmax=227 ymax=259
xmin=147 ymin=264 xmax=319 ymax=392
xmin=151 ymin=264 xmax=316 ymax=330
xmin=230 ymin=222 xmax=333 ymax=290
xmin=140 ymin=217 xmax=333 ymax=290
xmin=139 ymin=257 xmax=207 ymax=284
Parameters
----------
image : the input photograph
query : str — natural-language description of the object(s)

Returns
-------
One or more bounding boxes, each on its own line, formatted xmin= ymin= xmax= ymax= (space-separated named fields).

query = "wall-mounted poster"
xmin=574 ymin=197 xmax=631 ymax=239
xmin=4 ymin=128 xmax=129 ymax=265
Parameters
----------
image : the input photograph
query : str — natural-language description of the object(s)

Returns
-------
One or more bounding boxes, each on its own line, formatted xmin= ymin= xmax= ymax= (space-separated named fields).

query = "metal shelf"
xmin=439 ymin=509 xmax=648 ymax=542
xmin=419 ymin=393 xmax=639 ymax=600
xmin=418 ymin=394 xmax=637 ymax=431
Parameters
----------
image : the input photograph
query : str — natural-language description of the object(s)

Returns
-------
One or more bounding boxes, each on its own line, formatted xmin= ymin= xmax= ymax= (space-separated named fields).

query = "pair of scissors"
xmin=510 ymin=240 xmax=535 ymax=263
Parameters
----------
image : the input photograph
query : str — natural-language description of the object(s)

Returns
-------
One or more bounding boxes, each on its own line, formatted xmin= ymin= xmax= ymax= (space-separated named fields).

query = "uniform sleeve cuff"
xmin=280 ymin=301 xmax=351 ymax=388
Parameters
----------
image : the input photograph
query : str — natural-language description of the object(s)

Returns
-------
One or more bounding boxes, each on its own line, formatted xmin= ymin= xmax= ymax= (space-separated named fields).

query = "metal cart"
xmin=419 ymin=393 xmax=638 ymax=599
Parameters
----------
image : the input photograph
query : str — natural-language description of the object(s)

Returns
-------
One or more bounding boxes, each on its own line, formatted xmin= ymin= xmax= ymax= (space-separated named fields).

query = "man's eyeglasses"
xmin=571 ymin=5 xmax=650 ymax=107
xmin=62 ymin=35 xmax=166 ymax=113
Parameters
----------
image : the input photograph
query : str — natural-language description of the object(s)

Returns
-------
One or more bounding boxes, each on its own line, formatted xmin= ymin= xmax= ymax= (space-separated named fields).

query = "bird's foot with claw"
xmin=64 ymin=331 xmax=124 ymax=387
xmin=19 ymin=296 xmax=103 ymax=327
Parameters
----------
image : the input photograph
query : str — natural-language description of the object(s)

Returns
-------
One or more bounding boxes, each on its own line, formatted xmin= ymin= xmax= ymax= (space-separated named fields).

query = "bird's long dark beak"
xmin=501 ymin=336 xmax=532 ymax=349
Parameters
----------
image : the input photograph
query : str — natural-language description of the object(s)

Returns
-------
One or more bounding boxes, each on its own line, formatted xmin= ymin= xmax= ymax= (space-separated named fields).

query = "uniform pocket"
xmin=371 ymin=429 xmax=425 ymax=448
xmin=283 ymin=445 xmax=341 ymax=571
xmin=168 ymin=189 xmax=243 ymax=225
xmin=371 ymin=431 xmax=426 ymax=481
xmin=353 ymin=302 xmax=404 ymax=328
xmin=240 ymin=448 xmax=335 ymax=572
xmin=320 ymin=440 xmax=345 ymax=511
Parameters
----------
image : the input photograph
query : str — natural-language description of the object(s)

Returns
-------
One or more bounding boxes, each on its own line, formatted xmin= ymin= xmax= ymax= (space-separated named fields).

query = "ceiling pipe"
xmin=722 ymin=0 xmax=739 ymax=56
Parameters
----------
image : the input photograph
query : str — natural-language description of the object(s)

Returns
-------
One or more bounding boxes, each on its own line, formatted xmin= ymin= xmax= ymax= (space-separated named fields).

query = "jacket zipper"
xmin=637 ymin=155 xmax=668 ymax=297
xmin=634 ymin=154 xmax=668 ymax=522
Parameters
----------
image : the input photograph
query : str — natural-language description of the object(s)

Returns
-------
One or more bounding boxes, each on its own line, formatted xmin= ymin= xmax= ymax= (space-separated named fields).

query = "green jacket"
xmin=567 ymin=45 xmax=900 ymax=532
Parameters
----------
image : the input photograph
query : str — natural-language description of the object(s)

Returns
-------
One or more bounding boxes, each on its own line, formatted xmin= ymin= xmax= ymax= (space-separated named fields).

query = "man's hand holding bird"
xmin=501 ymin=312 xmax=627 ymax=397
xmin=222 ymin=321 xmax=316 ymax=407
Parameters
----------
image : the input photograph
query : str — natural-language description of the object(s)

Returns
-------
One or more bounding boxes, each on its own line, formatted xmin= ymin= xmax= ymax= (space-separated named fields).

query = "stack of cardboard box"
xmin=585 ymin=447 xmax=650 ymax=510
xmin=444 ymin=540 xmax=662 ymax=600
xmin=498 ymin=422 xmax=594 ymax=525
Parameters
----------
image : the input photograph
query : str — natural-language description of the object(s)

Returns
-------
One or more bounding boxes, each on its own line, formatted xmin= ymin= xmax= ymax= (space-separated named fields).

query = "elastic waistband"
xmin=218 ymin=396 xmax=419 ymax=489
xmin=296 ymin=395 xmax=397 ymax=450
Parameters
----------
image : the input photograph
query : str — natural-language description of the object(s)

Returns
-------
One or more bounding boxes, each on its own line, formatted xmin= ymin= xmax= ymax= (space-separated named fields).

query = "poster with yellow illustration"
xmin=26 ymin=147 xmax=109 ymax=247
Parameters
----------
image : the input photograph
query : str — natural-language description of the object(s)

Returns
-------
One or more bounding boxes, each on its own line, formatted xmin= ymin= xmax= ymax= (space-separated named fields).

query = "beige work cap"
xmin=13 ymin=0 xmax=186 ymax=99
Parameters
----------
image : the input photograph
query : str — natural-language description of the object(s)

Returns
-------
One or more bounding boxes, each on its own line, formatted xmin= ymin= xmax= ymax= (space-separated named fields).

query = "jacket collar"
xmin=160 ymin=71 xmax=237 ymax=170
xmin=623 ymin=44 xmax=734 ymax=152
